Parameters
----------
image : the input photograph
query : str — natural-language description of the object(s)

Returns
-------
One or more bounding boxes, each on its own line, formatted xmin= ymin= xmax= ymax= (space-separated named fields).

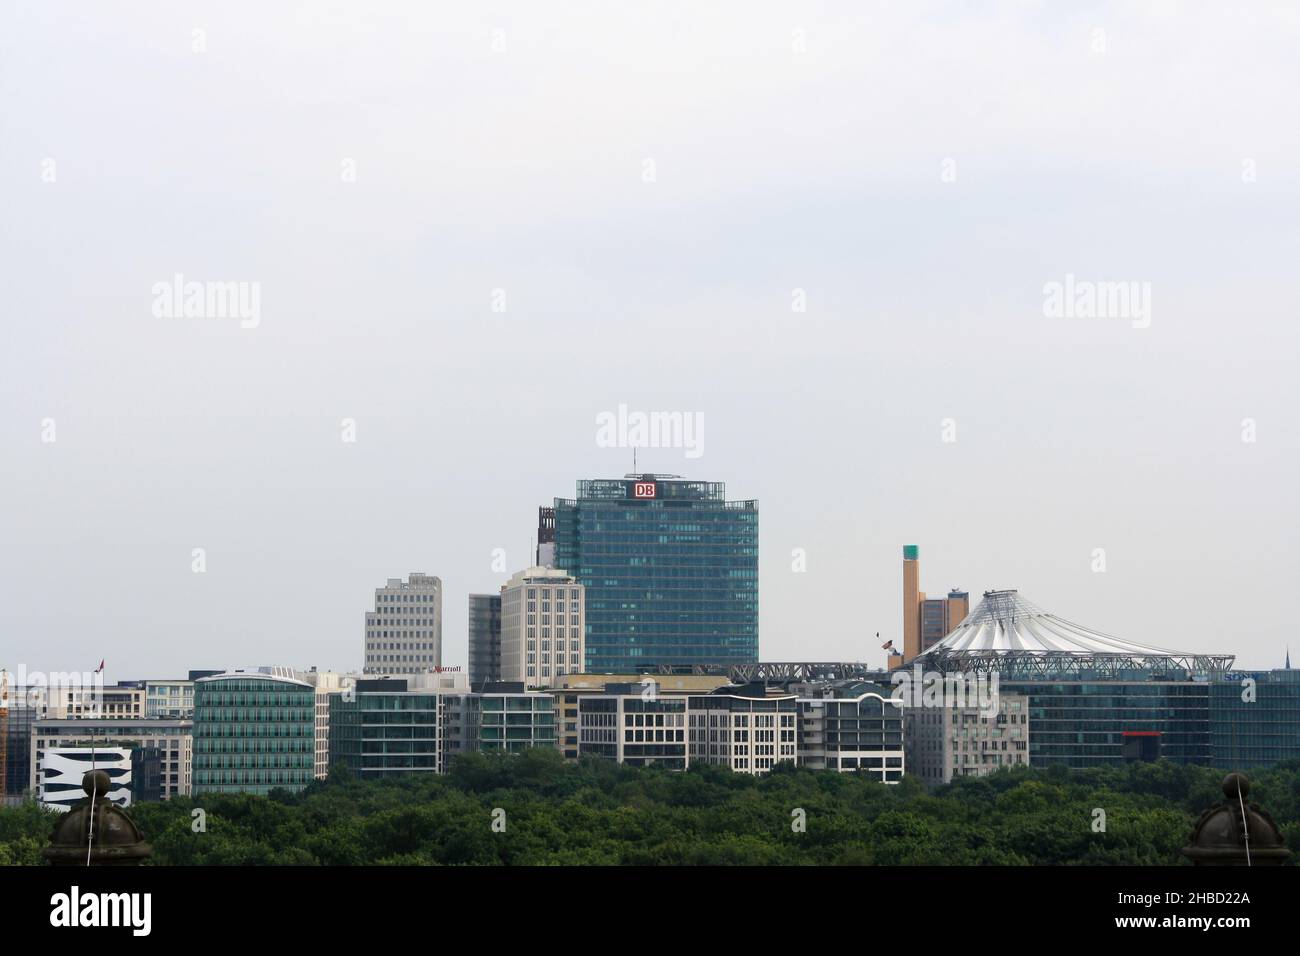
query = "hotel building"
xmin=363 ymin=572 xmax=443 ymax=675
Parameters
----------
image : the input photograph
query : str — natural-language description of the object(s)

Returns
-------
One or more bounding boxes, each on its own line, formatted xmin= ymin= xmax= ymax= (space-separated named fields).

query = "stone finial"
xmin=41 ymin=770 xmax=153 ymax=866
xmin=1182 ymin=772 xmax=1292 ymax=867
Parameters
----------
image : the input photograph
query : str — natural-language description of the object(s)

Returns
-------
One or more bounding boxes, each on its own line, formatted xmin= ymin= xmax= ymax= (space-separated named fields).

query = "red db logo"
xmin=633 ymin=482 xmax=656 ymax=499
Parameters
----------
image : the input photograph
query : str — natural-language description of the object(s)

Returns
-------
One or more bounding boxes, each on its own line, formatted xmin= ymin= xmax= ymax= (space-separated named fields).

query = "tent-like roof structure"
xmin=918 ymin=590 xmax=1234 ymax=677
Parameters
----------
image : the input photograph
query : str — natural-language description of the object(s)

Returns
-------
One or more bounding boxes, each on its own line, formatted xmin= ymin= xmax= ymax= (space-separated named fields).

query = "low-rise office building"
xmin=1209 ymin=668 xmax=1300 ymax=770
xmin=38 ymin=747 xmax=133 ymax=811
xmin=192 ymin=672 xmax=315 ymax=795
xmin=553 ymin=673 xmax=731 ymax=760
xmin=30 ymin=718 xmax=192 ymax=800
xmin=329 ymin=679 xmax=445 ymax=777
xmin=144 ymin=679 xmax=195 ymax=718
xmin=578 ymin=686 xmax=688 ymax=769
xmin=44 ymin=683 xmax=146 ymax=720
xmin=462 ymin=682 xmax=558 ymax=755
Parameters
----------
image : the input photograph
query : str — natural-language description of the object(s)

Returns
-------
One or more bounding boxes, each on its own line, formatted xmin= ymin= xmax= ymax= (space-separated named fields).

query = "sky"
xmin=2 ymin=1 xmax=1298 ymax=681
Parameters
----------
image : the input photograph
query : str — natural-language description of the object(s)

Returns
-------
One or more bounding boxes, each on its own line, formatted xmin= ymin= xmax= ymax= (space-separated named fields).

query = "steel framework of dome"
xmin=918 ymin=589 xmax=1235 ymax=678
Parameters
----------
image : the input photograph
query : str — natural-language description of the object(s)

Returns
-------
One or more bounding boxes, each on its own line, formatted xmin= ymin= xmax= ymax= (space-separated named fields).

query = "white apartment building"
xmin=144 ymin=679 xmax=195 ymax=718
xmin=43 ymin=684 xmax=146 ymax=720
xmin=499 ymin=567 xmax=584 ymax=689
xmin=796 ymin=685 xmax=906 ymax=782
xmin=363 ymin=573 xmax=443 ymax=675
xmin=904 ymin=693 xmax=1030 ymax=785
xmin=687 ymin=693 xmax=799 ymax=775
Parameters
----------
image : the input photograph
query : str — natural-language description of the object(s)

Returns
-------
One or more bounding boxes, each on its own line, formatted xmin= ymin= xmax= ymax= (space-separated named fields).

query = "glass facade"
xmin=472 ymin=693 xmax=556 ymax=753
xmin=192 ymin=675 xmax=315 ymax=795
xmin=329 ymin=692 xmax=442 ymax=777
xmin=3 ymin=703 xmax=37 ymax=799
xmin=145 ymin=680 xmax=195 ymax=718
xmin=553 ymin=476 xmax=758 ymax=671
xmin=1209 ymin=669 xmax=1300 ymax=770
xmin=1002 ymin=679 xmax=1212 ymax=768
xmin=467 ymin=594 xmax=502 ymax=685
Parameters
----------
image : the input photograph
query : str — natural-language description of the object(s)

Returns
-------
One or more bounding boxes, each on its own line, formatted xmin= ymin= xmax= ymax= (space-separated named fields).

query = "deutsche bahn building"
xmin=550 ymin=475 xmax=758 ymax=672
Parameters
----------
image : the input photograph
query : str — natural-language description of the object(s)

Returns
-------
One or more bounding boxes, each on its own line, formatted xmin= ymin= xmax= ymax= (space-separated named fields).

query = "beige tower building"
xmin=500 ymin=566 xmax=585 ymax=690
xmin=363 ymin=572 xmax=443 ymax=675
xmin=901 ymin=545 xmax=921 ymax=662
xmin=891 ymin=545 xmax=968 ymax=667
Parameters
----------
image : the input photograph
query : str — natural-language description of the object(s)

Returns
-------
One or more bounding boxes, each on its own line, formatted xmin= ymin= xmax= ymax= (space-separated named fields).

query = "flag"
xmin=94 ymin=659 xmax=104 ymax=673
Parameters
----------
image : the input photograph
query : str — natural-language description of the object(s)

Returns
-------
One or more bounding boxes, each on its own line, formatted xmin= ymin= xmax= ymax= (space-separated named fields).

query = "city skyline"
xmin=4 ymin=4 xmax=1298 ymax=680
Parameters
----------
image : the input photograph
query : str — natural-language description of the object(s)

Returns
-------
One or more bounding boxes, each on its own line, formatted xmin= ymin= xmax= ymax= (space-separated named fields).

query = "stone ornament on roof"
xmin=42 ymin=769 xmax=153 ymax=867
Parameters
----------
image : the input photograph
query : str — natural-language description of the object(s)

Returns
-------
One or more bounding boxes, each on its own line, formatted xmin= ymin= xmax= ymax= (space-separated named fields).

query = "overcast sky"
xmin=2 ymin=2 xmax=1298 ymax=682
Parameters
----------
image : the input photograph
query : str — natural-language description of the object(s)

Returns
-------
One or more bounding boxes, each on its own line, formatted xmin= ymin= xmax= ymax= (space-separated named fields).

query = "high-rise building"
xmin=468 ymin=593 xmax=503 ymax=686
xmin=192 ymin=673 xmax=314 ymax=795
xmin=551 ymin=474 xmax=758 ymax=672
xmin=894 ymin=545 xmax=967 ymax=665
xmin=499 ymin=566 xmax=585 ymax=689
xmin=363 ymin=572 xmax=443 ymax=675
xmin=536 ymin=507 xmax=556 ymax=568
xmin=901 ymin=545 xmax=921 ymax=663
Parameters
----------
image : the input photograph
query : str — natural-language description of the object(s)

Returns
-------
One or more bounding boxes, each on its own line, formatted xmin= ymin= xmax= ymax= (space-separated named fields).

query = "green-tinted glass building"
xmin=552 ymin=475 xmax=758 ymax=672
xmin=1001 ymin=677 xmax=1213 ymax=768
xmin=328 ymin=680 xmax=444 ymax=777
xmin=192 ymin=673 xmax=315 ymax=795
xmin=470 ymin=687 xmax=556 ymax=753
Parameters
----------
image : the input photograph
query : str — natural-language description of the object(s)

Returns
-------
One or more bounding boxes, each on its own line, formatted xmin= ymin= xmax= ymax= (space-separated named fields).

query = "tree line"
xmin=2 ymin=752 xmax=1296 ymax=865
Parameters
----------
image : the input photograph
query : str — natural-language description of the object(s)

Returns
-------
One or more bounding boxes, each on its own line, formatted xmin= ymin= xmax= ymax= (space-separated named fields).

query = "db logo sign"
xmin=633 ymin=482 xmax=656 ymax=499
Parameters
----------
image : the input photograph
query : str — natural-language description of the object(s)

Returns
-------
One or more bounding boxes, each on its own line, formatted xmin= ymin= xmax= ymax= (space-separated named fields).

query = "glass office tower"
xmin=552 ymin=475 xmax=758 ymax=672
